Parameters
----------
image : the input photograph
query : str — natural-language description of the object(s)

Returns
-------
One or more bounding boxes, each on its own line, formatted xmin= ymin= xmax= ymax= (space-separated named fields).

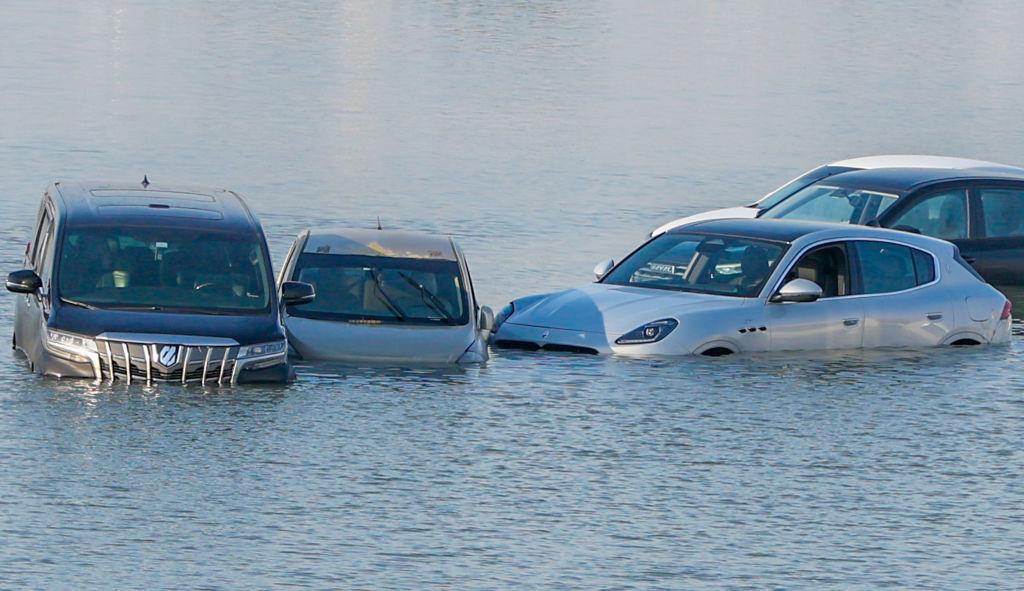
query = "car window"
xmin=602 ymin=232 xmax=787 ymax=297
xmin=979 ymin=188 xmax=1024 ymax=237
xmin=28 ymin=207 xmax=53 ymax=269
xmin=781 ymin=243 xmax=850 ymax=298
xmin=290 ymin=253 xmax=469 ymax=325
xmin=911 ymin=248 xmax=936 ymax=284
xmin=885 ymin=189 xmax=967 ymax=240
xmin=760 ymin=184 xmax=899 ymax=224
xmin=756 ymin=165 xmax=857 ymax=210
xmin=35 ymin=214 xmax=55 ymax=282
xmin=854 ymin=242 xmax=922 ymax=294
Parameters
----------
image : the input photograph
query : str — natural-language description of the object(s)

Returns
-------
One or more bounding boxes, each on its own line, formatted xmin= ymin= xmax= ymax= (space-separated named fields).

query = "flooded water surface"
xmin=2 ymin=2 xmax=1023 ymax=589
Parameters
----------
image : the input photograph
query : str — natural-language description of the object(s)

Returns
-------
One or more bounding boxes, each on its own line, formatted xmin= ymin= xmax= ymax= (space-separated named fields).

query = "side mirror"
xmin=478 ymin=305 xmax=495 ymax=332
xmin=6 ymin=270 xmax=42 ymax=294
xmin=593 ymin=259 xmax=615 ymax=280
xmin=770 ymin=278 xmax=822 ymax=303
xmin=280 ymin=281 xmax=315 ymax=306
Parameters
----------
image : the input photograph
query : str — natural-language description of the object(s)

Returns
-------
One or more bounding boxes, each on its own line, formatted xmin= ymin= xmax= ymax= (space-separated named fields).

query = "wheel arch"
xmin=692 ymin=338 xmax=741 ymax=357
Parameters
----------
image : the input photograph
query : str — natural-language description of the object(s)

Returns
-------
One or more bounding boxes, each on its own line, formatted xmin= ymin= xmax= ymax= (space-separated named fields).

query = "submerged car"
xmin=278 ymin=228 xmax=493 ymax=364
xmin=491 ymin=219 xmax=1011 ymax=356
xmin=7 ymin=179 xmax=315 ymax=384
xmin=755 ymin=167 xmax=1024 ymax=286
xmin=651 ymin=155 xmax=1024 ymax=236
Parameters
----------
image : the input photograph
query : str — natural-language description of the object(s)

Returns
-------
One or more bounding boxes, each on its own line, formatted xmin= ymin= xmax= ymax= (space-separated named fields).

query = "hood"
xmin=508 ymin=283 xmax=745 ymax=336
xmin=51 ymin=305 xmax=284 ymax=345
xmin=286 ymin=316 xmax=480 ymax=363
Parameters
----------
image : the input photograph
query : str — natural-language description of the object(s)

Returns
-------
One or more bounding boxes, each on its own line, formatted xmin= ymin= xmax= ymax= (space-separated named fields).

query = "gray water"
xmin=2 ymin=2 xmax=1023 ymax=589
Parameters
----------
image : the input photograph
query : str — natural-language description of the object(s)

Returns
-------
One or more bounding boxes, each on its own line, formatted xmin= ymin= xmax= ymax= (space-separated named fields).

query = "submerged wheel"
xmin=701 ymin=347 xmax=734 ymax=357
xmin=950 ymin=338 xmax=981 ymax=346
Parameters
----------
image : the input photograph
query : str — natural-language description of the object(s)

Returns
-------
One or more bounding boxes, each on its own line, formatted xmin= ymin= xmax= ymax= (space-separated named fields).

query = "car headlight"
xmin=615 ymin=319 xmax=678 ymax=345
xmin=238 ymin=339 xmax=287 ymax=359
xmin=45 ymin=328 xmax=98 ymax=362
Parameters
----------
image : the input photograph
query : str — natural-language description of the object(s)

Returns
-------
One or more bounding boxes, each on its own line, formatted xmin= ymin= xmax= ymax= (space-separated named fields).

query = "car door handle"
xmin=927 ymin=313 xmax=943 ymax=320
xmin=843 ymin=318 xmax=859 ymax=326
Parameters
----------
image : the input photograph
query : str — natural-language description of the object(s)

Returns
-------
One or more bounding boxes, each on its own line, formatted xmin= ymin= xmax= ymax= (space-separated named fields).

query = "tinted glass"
xmin=35 ymin=214 xmax=55 ymax=280
xmin=760 ymin=184 xmax=899 ymax=224
xmin=979 ymin=188 xmax=1024 ymax=237
xmin=29 ymin=208 xmax=52 ymax=268
xmin=886 ymin=189 xmax=967 ymax=240
xmin=757 ymin=165 xmax=857 ymax=210
xmin=291 ymin=253 xmax=468 ymax=325
xmin=57 ymin=226 xmax=272 ymax=311
xmin=602 ymin=232 xmax=787 ymax=297
xmin=911 ymin=248 xmax=936 ymax=285
xmin=855 ymin=242 xmax=918 ymax=294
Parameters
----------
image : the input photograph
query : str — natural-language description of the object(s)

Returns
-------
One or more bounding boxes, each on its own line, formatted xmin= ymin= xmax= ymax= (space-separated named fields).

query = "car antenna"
xmin=141 ymin=175 xmax=150 ymax=188
xmin=376 ymin=216 xmax=383 ymax=230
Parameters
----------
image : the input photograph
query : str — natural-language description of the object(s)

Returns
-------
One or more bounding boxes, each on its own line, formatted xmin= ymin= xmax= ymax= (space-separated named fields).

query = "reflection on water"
xmin=3 ymin=0 xmax=1024 ymax=589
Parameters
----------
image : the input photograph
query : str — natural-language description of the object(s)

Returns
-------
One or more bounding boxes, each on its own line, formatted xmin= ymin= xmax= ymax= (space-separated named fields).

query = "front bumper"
xmin=41 ymin=331 xmax=291 ymax=384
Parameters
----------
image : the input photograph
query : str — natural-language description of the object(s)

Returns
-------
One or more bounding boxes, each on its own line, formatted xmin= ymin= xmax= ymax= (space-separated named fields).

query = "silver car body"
xmin=492 ymin=219 xmax=1011 ymax=356
xmin=279 ymin=228 xmax=491 ymax=364
xmin=651 ymin=155 xmax=1024 ymax=236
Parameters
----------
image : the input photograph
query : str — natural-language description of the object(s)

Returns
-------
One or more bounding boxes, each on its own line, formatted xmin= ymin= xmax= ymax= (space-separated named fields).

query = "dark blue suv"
xmin=6 ymin=180 xmax=313 ymax=384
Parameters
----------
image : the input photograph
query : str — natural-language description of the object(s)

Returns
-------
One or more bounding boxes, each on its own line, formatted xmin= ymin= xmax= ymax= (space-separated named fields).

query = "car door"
xmin=766 ymin=241 xmax=865 ymax=351
xmin=959 ymin=182 xmax=1024 ymax=286
xmin=14 ymin=202 xmax=55 ymax=359
xmin=881 ymin=185 xmax=969 ymax=242
xmin=851 ymin=240 xmax=955 ymax=347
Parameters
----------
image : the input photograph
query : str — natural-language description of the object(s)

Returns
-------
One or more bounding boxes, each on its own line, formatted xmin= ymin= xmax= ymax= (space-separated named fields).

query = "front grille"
xmin=494 ymin=340 xmax=598 ymax=355
xmin=96 ymin=340 xmax=239 ymax=384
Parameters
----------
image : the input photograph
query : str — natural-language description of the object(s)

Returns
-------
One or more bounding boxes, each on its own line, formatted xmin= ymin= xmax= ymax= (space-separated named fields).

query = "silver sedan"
xmin=491 ymin=219 xmax=1012 ymax=356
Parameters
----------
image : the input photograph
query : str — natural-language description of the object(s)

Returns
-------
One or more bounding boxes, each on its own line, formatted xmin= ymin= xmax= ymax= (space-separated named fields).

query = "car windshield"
xmin=289 ymin=253 xmax=468 ymax=325
xmin=755 ymin=165 xmax=857 ymax=209
xmin=57 ymin=226 xmax=272 ymax=312
xmin=759 ymin=183 xmax=900 ymax=224
xmin=602 ymin=232 xmax=788 ymax=297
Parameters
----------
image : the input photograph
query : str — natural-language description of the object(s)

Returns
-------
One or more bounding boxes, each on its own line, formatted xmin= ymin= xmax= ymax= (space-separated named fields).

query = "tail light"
xmin=1001 ymin=299 xmax=1012 ymax=320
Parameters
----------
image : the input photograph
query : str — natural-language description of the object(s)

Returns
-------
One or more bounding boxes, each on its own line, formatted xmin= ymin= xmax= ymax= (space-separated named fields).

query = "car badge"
xmin=541 ymin=330 xmax=550 ymax=339
xmin=156 ymin=345 xmax=180 ymax=367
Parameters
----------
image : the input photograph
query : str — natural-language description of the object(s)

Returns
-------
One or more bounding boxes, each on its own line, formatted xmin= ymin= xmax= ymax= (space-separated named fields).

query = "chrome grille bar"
xmin=142 ymin=345 xmax=152 ymax=383
xmin=121 ymin=343 xmax=131 ymax=384
xmin=219 ymin=348 xmax=229 ymax=384
xmin=103 ymin=341 xmax=114 ymax=382
xmin=180 ymin=347 xmax=192 ymax=385
xmin=202 ymin=347 xmax=213 ymax=384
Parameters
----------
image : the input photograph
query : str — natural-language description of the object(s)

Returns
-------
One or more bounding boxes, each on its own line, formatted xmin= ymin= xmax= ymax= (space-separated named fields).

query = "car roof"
xmin=50 ymin=180 xmax=258 ymax=231
xmin=673 ymin=217 xmax=954 ymax=250
xmin=828 ymin=154 xmax=1024 ymax=174
xmin=802 ymin=166 xmax=1024 ymax=195
xmin=301 ymin=227 xmax=459 ymax=261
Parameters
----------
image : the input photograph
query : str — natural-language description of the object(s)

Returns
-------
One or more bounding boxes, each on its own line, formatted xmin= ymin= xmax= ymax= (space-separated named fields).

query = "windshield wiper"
xmin=396 ymin=271 xmax=455 ymax=323
xmin=366 ymin=268 xmax=407 ymax=320
xmin=60 ymin=297 xmax=100 ymax=310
